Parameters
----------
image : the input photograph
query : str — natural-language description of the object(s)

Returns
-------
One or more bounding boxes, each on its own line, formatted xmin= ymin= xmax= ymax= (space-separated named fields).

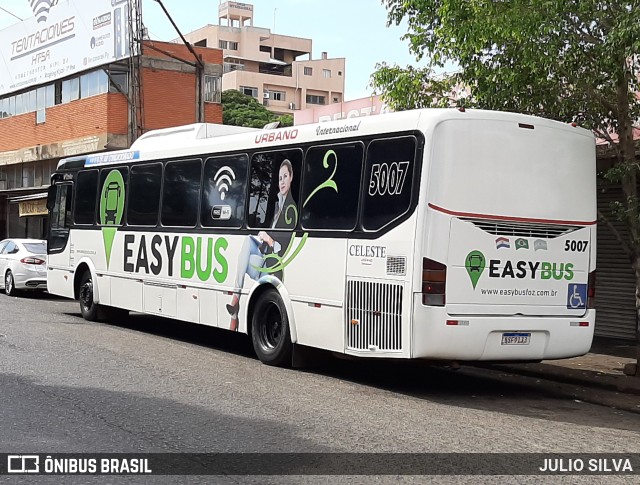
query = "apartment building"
xmin=182 ymin=1 xmax=345 ymax=115
xmin=0 ymin=40 xmax=223 ymax=240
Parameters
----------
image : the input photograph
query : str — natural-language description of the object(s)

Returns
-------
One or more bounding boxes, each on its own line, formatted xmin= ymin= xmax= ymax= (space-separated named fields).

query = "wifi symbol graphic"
xmin=30 ymin=0 xmax=59 ymax=23
xmin=214 ymin=166 xmax=236 ymax=200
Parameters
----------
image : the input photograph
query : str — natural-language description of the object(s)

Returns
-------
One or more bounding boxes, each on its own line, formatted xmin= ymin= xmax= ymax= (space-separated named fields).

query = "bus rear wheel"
xmin=79 ymin=271 xmax=99 ymax=321
xmin=251 ymin=288 xmax=292 ymax=366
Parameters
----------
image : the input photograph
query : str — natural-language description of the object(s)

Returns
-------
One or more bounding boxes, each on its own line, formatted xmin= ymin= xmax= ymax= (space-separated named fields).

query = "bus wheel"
xmin=251 ymin=288 xmax=292 ymax=366
xmin=79 ymin=271 xmax=99 ymax=322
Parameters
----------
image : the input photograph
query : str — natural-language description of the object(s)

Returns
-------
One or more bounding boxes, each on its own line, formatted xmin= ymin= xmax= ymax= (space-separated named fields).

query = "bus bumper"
xmin=412 ymin=295 xmax=595 ymax=361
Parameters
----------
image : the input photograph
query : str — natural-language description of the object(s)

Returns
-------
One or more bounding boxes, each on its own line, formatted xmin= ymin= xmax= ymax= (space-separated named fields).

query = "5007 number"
xmin=368 ymin=161 xmax=410 ymax=196
xmin=565 ymin=240 xmax=588 ymax=252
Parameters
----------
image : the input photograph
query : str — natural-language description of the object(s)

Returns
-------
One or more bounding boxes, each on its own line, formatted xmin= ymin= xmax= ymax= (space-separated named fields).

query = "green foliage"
xmin=221 ymin=89 xmax=293 ymax=128
xmin=372 ymin=1 xmax=640 ymax=138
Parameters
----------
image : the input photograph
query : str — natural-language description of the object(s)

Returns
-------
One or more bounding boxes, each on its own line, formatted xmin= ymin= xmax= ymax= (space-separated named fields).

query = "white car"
xmin=0 ymin=239 xmax=48 ymax=296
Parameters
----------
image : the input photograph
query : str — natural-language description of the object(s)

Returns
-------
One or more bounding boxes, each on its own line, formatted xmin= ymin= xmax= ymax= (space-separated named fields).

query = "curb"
xmin=484 ymin=363 xmax=640 ymax=397
xmin=459 ymin=365 xmax=640 ymax=415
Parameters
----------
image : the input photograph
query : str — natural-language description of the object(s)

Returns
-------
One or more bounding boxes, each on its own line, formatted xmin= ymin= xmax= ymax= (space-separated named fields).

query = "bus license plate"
xmin=501 ymin=333 xmax=531 ymax=345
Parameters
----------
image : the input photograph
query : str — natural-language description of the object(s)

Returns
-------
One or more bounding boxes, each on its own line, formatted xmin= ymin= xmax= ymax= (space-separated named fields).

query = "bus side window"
xmin=51 ymin=183 xmax=73 ymax=230
xmin=161 ymin=159 xmax=202 ymax=227
xmin=301 ymin=142 xmax=363 ymax=230
xmin=128 ymin=163 xmax=162 ymax=226
xmin=74 ymin=170 xmax=99 ymax=225
xmin=362 ymin=136 xmax=417 ymax=231
xmin=248 ymin=149 xmax=302 ymax=229
xmin=201 ymin=154 xmax=248 ymax=228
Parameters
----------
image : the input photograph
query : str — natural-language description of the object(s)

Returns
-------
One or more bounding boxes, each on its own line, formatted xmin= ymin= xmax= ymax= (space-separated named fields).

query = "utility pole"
xmin=153 ymin=0 xmax=205 ymax=123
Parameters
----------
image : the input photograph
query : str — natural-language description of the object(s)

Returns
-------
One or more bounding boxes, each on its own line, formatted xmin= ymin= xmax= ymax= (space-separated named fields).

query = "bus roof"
xmin=56 ymin=109 xmax=593 ymax=171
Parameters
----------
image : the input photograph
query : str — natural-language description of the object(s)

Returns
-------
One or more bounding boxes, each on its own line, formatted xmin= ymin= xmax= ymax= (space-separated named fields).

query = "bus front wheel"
xmin=251 ymin=288 xmax=292 ymax=367
xmin=79 ymin=271 xmax=99 ymax=321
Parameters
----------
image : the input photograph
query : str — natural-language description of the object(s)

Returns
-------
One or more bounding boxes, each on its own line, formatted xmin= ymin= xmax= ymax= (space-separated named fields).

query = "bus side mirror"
xmin=47 ymin=185 xmax=56 ymax=211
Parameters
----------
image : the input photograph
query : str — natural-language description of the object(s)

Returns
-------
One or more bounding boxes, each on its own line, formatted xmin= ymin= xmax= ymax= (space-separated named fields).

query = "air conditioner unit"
xmin=289 ymin=102 xmax=296 ymax=110
xmin=263 ymin=92 xmax=270 ymax=99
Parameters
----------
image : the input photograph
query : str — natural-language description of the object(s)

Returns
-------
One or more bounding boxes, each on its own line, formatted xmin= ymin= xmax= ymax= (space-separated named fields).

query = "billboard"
xmin=0 ymin=0 xmax=138 ymax=97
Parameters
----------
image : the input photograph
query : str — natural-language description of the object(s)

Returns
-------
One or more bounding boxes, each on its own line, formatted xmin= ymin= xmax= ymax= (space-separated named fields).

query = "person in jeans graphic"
xmin=227 ymin=159 xmax=297 ymax=330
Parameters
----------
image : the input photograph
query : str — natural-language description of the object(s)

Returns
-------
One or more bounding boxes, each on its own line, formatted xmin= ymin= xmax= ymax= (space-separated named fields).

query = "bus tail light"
xmin=587 ymin=271 xmax=596 ymax=309
xmin=422 ymin=258 xmax=446 ymax=306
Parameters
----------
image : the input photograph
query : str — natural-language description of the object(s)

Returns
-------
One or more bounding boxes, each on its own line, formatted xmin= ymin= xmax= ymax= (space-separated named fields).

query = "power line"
xmin=0 ymin=5 xmax=23 ymax=21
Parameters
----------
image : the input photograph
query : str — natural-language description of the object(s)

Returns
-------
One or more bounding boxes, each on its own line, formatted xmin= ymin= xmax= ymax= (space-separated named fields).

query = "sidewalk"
xmin=476 ymin=337 xmax=640 ymax=412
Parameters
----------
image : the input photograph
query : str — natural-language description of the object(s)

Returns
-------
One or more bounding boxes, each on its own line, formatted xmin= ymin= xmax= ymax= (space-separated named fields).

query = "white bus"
xmin=46 ymin=109 xmax=597 ymax=366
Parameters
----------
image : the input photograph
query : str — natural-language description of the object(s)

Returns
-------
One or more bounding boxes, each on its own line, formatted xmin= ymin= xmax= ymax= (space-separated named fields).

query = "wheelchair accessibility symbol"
xmin=567 ymin=284 xmax=587 ymax=309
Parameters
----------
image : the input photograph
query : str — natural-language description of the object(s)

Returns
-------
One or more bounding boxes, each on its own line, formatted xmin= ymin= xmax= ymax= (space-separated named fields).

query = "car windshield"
xmin=23 ymin=242 xmax=46 ymax=254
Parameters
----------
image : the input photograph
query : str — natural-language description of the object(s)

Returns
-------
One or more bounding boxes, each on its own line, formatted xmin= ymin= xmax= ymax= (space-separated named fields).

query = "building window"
xmin=224 ymin=62 xmax=245 ymax=73
xmin=338 ymin=71 xmax=343 ymax=76
xmin=323 ymin=69 xmax=331 ymax=78
xmin=45 ymin=84 xmax=55 ymax=107
xmin=54 ymin=81 xmax=62 ymax=105
xmin=108 ymin=71 xmax=129 ymax=93
xmin=271 ymin=90 xmax=285 ymax=101
xmin=240 ymin=86 xmax=258 ymax=98
xmin=229 ymin=41 xmax=238 ymax=50
xmin=260 ymin=45 xmax=271 ymax=54
xmin=27 ymin=90 xmax=37 ymax=112
xmin=218 ymin=40 xmax=228 ymax=49
xmin=36 ymin=87 xmax=46 ymax=124
xmin=204 ymin=75 xmax=221 ymax=103
xmin=14 ymin=93 xmax=25 ymax=115
xmin=81 ymin=70 xmax=109 ymax=98
xmin=333 ymin=97 xmax=339 ymax=103
xmin=306 ymin=94 xmax=325 ymax=105
xmin=0 ymin=97 xmax=10 ymax=118
xmin=62 ymin=78 xmax=79 ymax=104
xmin=304 ymin=67 xmax=313 ymax=76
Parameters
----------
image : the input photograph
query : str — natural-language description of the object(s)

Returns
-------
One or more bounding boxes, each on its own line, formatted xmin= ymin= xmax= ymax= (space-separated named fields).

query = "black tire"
xmin=5 ymin=271 xmax=17 ymax=297
xmin=78 ymin=271 xmax=99 ymax=321
xmin=251 ymin=288 xmax=293 ymax=366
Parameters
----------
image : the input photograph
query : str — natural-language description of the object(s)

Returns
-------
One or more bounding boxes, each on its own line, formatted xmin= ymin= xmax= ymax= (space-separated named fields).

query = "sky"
xmin=0 ymin=0 xmax=431 ymax=100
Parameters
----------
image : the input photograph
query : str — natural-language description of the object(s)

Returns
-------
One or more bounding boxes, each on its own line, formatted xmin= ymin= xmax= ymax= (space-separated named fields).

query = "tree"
xmin=221 ymin=89 xmax=293 ymax=129
xmin=371 ymin=0 xmax=640 ymax=374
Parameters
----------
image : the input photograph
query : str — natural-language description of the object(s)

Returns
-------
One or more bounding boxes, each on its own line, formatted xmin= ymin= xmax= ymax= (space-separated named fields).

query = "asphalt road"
xmin=1 ymin=291 xmax=639 ymax=484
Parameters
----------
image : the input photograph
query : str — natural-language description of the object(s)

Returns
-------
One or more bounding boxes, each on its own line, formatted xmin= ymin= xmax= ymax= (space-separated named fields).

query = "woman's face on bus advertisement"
xmin=279 ymin=165 xmax=292 ymax=196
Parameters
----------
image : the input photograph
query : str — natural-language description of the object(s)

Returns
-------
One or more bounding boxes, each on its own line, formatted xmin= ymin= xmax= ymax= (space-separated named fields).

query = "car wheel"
xmin=251 ymin=288 xmax=292 ymax=366
xmin=5 ymin=271 xmax=17 ymax=297
xmin=79 ymin=271 xmax=99 ymax=321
